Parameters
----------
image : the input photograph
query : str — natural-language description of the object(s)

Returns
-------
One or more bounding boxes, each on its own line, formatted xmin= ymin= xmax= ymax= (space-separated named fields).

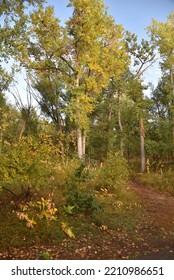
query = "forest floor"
xmin=0 ymin=181 xmax=174 ymax=260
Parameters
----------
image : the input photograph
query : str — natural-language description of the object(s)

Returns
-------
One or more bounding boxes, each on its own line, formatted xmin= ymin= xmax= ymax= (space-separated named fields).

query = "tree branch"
xmin=2 ymin=186 xmax=18 ymax=197
xmin=60 ymin=55 xmax=77 ymax=74
xmin=135 ymin=56 xmax=159 ymax=80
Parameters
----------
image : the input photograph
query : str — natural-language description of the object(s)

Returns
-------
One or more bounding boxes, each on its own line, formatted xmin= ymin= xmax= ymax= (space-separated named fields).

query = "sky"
xmin=46 ymin=0 xmax=174 ymax=89
xmin=6 ymin=0 xmax=174 ymax=104
xmin=49 ymin=0 xmax=174 ymax=40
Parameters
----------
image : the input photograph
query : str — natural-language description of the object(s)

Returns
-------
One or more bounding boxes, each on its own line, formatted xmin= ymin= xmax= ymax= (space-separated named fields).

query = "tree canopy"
xmin=0 ymin=1 xmax=174 ymax=168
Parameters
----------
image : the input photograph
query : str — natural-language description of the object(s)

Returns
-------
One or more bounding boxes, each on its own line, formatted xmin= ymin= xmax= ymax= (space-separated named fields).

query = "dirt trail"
xmin=131 ymin=181 xmax=174 ymax=259
xmin=131 ymin=181 xmax=174 ymax=221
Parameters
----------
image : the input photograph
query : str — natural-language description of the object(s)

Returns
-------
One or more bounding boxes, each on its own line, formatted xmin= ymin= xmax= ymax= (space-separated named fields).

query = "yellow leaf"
xmin=61 ymin=222 xmax=75 ymax=238
xmin=99 ymin=225 xmax=108 ymax=231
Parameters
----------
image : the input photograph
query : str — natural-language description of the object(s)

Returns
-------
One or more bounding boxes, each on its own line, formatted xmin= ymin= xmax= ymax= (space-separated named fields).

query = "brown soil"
xmin=131 ymin=181 xmax=174 ymax=259
xmin=0 ymin=181 xmax=174 ymax=260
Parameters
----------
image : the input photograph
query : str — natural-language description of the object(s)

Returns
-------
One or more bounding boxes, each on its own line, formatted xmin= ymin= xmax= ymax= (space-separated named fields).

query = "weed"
xmin=38 ymin=251 xmax=53 ymax=260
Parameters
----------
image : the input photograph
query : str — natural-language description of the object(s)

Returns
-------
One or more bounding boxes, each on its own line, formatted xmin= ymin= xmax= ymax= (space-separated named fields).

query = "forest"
xmin=0 ymin=0 xmax=174 ymax=260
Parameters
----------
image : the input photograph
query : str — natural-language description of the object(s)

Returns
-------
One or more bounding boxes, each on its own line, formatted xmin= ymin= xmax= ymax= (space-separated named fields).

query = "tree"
xmin=16 ymin=1 xmax=127 ymax=160
xmin=125 ymin=32 xmax=156 ymax=172
xmin=65 ymin=0 xmax=128 ymax=159
xmin=88 ymin=70 xmax=145 ymax=162
xmin=65 ymin=0 xmax=127 ymax=160
xmin=88 ymin=82 xmax=117 ymax=160
xmin=148 ymin=12 xmax=174 ymax=156
xmin=32 ymin=72 xmax=68 ymax=132
xmin=11 ymin=82 xmax=40 ymax=140
xmin=90 ymin=32 xmax=156 ymax=171
xmin=0 ymin=0 xmax=45 ymax=61
xmin=147 ymin=77 xmax=174 ymax=161
xmin=0 ymin=0 xmax=46 ymax=118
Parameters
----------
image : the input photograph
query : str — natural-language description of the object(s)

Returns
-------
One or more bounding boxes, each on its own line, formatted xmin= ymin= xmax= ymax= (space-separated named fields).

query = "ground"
xmin=130 ymin=181 xmax=174 ymax=260
xmin=0 ymin=181 xmax=174 ymax=260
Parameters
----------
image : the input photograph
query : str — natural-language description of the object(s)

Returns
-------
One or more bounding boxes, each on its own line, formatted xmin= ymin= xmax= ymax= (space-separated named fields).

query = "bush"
xmin=16 ymin=194 xmax=76 ymax=239
xmin=74 ymin=162 xmax=93 ymax=182
xmin=51 ymin=160 xmax=94 ymax=190
xmin=50 ymin=159 xmax=81 ymax=188
xmin=95 ymin=153 xmax=129 ymax=192
xmin=66 ymin=188 xmax=101 ymax=214
xmin=0 ymin=135 xmax=54 ymax=194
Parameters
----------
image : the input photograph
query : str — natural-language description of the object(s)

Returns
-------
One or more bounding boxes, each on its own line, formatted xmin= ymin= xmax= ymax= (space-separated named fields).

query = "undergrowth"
xmin=137 ymin=172 xmax=174 ymax=195
xmin=0 ymin=151 xmax=143 ymax=257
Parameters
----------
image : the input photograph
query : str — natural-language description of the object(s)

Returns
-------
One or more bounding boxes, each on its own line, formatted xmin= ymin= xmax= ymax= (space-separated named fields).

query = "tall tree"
xmin=148 ymin=12 xmax=174 ymax=155
xmin=17 ymin=1 xmax=128 ymax=160
xmin=125 ymin=32 xmax=156 ymax=172
xmin=148 ymin=76 xmax=174 ymax=161
xmin=65 ymin=0 xmax=127 ymax=159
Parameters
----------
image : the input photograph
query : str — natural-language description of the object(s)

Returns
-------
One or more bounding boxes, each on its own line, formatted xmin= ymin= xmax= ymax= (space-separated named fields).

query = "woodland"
xmin=0 ymin=0 xmax=174 ymax=260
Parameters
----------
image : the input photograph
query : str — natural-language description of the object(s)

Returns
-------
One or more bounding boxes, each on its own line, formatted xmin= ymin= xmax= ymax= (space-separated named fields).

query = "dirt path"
xmin=130 ymin=181 xmax=174 ymax=259
xmin=131 ymin=181 xmax=174 ymax=226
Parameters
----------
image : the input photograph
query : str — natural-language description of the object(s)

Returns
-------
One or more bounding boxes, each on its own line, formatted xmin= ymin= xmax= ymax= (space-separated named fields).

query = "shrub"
xmin=50 ymin=159 xmax=81 ymax=188
xmin=74 ymin=162 xmax=93 ymax=182
xmin=51 ymin=160 xmax=94 ymax=190
xmin=66 ymin=188 xmax=102 ymax=214
xmin=16 ymin=194 xmax=75 ymax=238
xmin=0 ymin=136 xmax=53 ymax=194
xmin=95 ymin=153 xmax=129 ymax=192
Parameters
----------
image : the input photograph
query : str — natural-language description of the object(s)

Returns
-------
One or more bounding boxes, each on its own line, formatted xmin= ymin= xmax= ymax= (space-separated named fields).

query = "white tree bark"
xmin=140 ymin=118 xmax=145 ymax=173
xmin=118 ymin=94 xmax=124 ymax=157
xmin=77 ymin=127 xmax=83 ymax=159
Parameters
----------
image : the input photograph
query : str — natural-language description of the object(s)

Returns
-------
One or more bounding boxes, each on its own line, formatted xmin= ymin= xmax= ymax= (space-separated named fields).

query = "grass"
xmin=96 ymin=188 xmax=142 ymax=233
xmin=0 ymin=156 xmax=150 ymax=259
xmin=0 ymin=181 xmax=142 ymax=255
xmin=1 ymin=175 xmax=174 ymax=260
xmin=137 ymin=172 xmax=174 ymax=195
xmin=0 ymin=187 xmax=65 ymax=250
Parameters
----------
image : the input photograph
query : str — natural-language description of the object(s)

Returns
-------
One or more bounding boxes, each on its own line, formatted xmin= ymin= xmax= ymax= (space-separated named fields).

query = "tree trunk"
xmin=19 ymin=120 xmax=26 ymax=140
xmin=77 ymin=127 xmax=83 ymax=159
xmin=0 ymin=129 xmax=2 ymax=153
xmin=118 ymin=93 xmax=124 ymax=156
xmin=170 ymin=69 xmax=174 ymax=152
xmin=106 ymin=100 xmax=112 ymax=153
xmin=77 ymin=127 xmax=86 ymax=161
xmin=75 ymin=75 xmax=86 ymax=161
xmin=82 ymin=128 xmax=86 ymax=160
xmin=118 ymin=107 xmax=124 ymax=157
xmin=140 ymin=117 xmax=145 ymax=173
